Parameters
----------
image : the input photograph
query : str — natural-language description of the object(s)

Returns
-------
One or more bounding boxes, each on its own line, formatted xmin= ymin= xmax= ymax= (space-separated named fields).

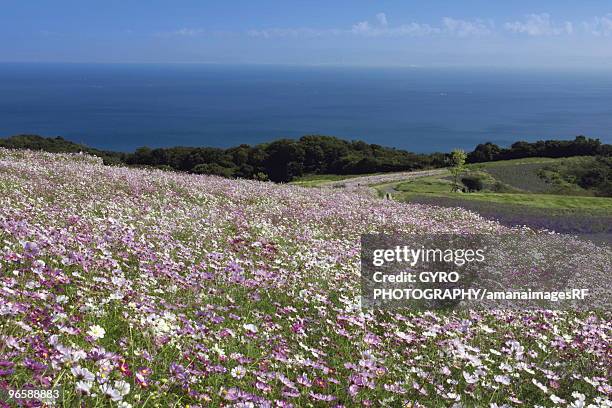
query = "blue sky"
xmin=2 ymin=0 xmax=612 ymax=67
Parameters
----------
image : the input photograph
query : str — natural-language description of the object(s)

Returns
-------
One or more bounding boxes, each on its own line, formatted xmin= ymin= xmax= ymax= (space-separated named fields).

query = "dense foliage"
xmin=0 ymin=135 xmax=443 ymax=182
xmin=1 ymin=134 xmax=609 ymax=182
xmin=125 ymin=136 xmax=447 ymax=182
xmin=467 ymin=135 xmax=610 ymax=163
xmin=460 ymin=175 xmax=484 ymax=192
xmin=539 ymin=156 xmax=612 ymax=197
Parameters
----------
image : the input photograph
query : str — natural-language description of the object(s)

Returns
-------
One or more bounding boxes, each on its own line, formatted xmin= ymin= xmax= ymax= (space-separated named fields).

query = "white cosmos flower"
xmin=462 ymin=371 xmax=479 ymax=384
xmin=87 ymin=325 xmax=106 ymax=340
xmin=56 ymin=295 xmax=68 ymax=303
xmin=231 ymin=365 xmax=246 ymax=379
xmin=154 ymin=319 xmax=171 ymax=334
xmin=532 ymin=379 xmax=548 ymax=393
xmin=243 ymin=323 xmax=258 ymax=333
xmin=71 ymin=366 xmax=95 ymax=381
xmin=212 ymin=343 xmax=225 ymax=357
xmin=480 ymin=325 xmax=495 ymax=333
xmin=114 ymin=380 xmax=130 ymax=396
xmin=100 ymin=383 xmax=122 ymax=401
xmin=550 ymin=394 xmax=566 ymax=404
xmin=75 ymin=380 xmax=92 ymax=394
xmin=110 ymin=292 xmax=124 ymax=300
xmin=494 ymin=375 xmax=511 ymax=385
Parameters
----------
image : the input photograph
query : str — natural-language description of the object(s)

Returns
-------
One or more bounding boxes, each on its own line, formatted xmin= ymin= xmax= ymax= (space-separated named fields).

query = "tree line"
xmin=0 ymin=134 xmax=609 ymax=182
xmin=467 ymin=136 xmax=610 ymax=163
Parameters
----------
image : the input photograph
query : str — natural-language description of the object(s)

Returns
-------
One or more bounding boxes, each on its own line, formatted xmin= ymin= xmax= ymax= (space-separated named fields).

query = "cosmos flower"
xmin=231 ymin=365 xmax=246 ymax=379
xmin=463 ymin=371 xmax=479 ymax=384
xmin=114 ymin=380 xmax=131 ymax=397
xmin=550 ymin=394 xmax=566 ymax=404
xmin=75 ymin=380 xmax=93 ymax=394
xmin=87 ymin=325 xmax=106 ymax=340
xmin=71 ymin=366 xmax=95 ymax=381
xmin=532 ymin=379 xmax=549 ymax=393
xmin=243 ymin=323 xmax=258 ymax=334
xmin=494 ymin=375 xmax=511 ymax=386
xmin=100 ymin=383 xmax=122 ymax=401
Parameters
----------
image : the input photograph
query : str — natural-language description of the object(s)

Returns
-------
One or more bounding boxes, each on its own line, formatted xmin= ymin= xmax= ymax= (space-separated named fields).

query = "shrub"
xmin=579 ymin=169 xmax=606 ymax=189
xmin=461 ymin=176 xmax=484 ymax=192
xmin=491 ymin=181 xmax=515 ymax=193
xmin=192 ymin=163 xmax=235 ymax=177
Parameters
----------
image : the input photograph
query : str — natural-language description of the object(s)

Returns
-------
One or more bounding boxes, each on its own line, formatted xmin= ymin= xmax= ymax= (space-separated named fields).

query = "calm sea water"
xmin=1 ymin=63 xmax=611 ymax=153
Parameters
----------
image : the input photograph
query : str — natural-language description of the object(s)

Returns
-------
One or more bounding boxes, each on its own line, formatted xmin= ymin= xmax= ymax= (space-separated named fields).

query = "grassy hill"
xmin=292 ymin=157 xmax=612 ymax=240
xmin=381 ymin=157 xmax=612 ymax=241
xmin=465 ymin=156 xmax=612 ymax=196
xmin=470 ymin=157 xmax=561 ymax=193
xmin=0 ymin=149 xmax=609 ymax=406
xmin=391 ymin=156 xmax=611 ymax=207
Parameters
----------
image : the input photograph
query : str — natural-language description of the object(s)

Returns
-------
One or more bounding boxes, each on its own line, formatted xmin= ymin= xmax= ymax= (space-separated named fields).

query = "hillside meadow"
xmin=0 ymin=149 xmax=610 ymax=407
xmin=359 ymin=157 xmax=612 ymax=242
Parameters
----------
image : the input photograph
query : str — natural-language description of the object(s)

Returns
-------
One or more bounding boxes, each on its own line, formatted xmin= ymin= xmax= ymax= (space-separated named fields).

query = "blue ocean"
xmin=1 ymin=63 xmax=611 ymax=153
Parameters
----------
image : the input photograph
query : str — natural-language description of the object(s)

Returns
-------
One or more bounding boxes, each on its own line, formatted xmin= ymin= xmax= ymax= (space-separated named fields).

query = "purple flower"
xmin=23 ymin=358 xmax=47 ymax=373
xmin=0 ymin=361 xmax=15 ymax=377
xmin=23 ymin=241 xmax=40 ymax=257
xmin=309 ymin=392 xmax=336 ymax=402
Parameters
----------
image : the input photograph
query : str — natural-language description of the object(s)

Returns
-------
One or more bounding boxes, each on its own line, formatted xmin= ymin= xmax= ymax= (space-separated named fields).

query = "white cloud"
xmin=159 ymin=13 xmax=612 ymax=42
xmin=249 ymin=13 xmax=492 ymax=39
xmin=504 ymin=13 xmax=573 ymax=36
xmin=351 ymin=14 xmax=492 ymax=37
xmin=583 ymin=14 xmax=612 ymax=36
xmin=350 ymin=19 xmax=438 ymax=37
xmin=156 ymin=28 xmax=206 ymax=37
xmin=376 ymin=12 xmax=388 ymax=27
xmin=175 ymin=28 xmax=205 ymax=36
xmin=247 ymin=28 xmax=341 ymax=38
xmin=442 ymin=17 xmax=493 ymax=37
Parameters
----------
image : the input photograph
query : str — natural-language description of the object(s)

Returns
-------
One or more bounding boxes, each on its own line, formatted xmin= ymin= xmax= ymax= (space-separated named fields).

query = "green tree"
xmin=264 ymin=139 xmax=305 ymax=182
xmin=449 ymin=148 xmax=467 ymax=192
xmin=253 ymin=172 xmax=269 ymax=181
xmin=467 ymin=142 xmax=501 ymax=163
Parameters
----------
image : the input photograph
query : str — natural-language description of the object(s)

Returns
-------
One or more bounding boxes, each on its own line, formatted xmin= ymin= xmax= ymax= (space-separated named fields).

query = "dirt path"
xmin=319 ymin=168 xmax=448 ymax=196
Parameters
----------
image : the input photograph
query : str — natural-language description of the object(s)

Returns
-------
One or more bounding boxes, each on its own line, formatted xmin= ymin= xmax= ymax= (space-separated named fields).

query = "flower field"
xmin=0 ymin=149 xmax=610 ymax=407
xmin=403 ymin=194 xmax=612 ymax=245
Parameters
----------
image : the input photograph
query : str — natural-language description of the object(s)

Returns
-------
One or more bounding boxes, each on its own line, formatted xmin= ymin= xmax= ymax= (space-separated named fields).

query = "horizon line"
xmin=2 ymin=61 xmax=612 ymax=72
